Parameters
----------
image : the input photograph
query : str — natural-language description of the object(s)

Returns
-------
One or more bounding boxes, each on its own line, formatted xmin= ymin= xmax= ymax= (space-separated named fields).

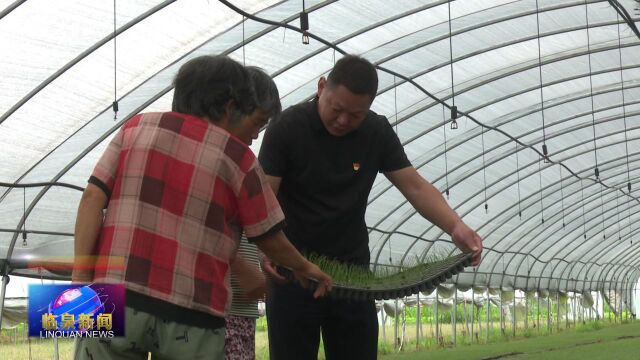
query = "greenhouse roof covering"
xmin=1 ymin=0 xmax=639 ymax=293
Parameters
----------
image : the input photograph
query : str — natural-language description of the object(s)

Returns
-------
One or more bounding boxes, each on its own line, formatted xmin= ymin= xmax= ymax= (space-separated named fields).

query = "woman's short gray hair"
xmin=245 ymin=66 xmax=282 ymax=121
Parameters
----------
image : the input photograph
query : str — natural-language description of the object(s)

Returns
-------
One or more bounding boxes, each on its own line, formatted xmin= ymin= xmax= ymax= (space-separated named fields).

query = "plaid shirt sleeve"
xmin=88 ymin=121 xmax=128 ymax=198
xmin=237 ymin=161 xmax=285 ymax=242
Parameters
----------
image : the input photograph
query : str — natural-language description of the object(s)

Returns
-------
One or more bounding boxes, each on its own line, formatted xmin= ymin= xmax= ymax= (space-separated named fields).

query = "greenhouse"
xmin=1 ymin=0 xmax=639 ymax=359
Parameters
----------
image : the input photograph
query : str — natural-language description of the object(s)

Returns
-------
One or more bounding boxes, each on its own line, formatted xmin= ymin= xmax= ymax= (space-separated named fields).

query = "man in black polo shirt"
xmin=258 ymin=55 xmax=483 ymax=360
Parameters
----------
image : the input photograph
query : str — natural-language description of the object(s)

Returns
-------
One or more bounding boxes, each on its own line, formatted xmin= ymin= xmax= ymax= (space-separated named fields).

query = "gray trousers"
xmin=74 ymin=307 xmax=225 ymax=360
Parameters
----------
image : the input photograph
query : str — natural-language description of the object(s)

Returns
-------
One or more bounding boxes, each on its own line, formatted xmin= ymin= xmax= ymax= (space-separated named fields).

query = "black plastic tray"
xmin=277 ymin=252 xmax=473 ymax=301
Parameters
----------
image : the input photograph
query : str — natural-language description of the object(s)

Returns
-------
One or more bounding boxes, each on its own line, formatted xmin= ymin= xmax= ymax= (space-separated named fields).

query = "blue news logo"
xmin=28 ymin=284 xmax=125 ymax=338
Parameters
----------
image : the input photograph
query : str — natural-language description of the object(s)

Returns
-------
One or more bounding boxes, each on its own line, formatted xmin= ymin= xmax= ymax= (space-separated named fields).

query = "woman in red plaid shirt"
xmin=72 ymin=55 xmax=332 ymax=360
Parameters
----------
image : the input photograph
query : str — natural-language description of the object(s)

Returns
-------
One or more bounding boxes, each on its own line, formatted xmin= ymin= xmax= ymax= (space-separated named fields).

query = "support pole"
xmin=394 ymin=298 xmax=399 ymax=350
xmin=487 ymin=288 xmax=498 ymax=339
xmin=596 ymin=288 xmax=600 ymax=320
xmin=585 ymin=294 xmax=588 ymax=323
xmin=608 ymin=281 xmax=613 ymax=323
xmin=416 ymin=293 xmax=421 ymax=349
xmin=624 ymin=278 xmax=629 ymax=322
xmin=486 ymin=288 xmax=490 ymax=343
xmin=618 ymin=278 xmax=623 ymax=322
xmin=525 ymin=291 xmax=529 ymax=329
xmin=381 ymin=301 xmax=386 ymax=345
xmin=537 ymin=291 xmax=540 ymax=330
xmin=0 ymin=274 xmax=9 ymax=330
xmin=573 ymin=292 xmax=576 ymax=328
xmin=401 ymin=301 xmax=406 ymax=350
xmin=547 ymin=294 xmax=551 ymax=332
xmin=435 ymin=289 xmax=440 ymax=346
xmin=500 ymin=293 xmax=504 ymax=335
xmin=635 ymin=285 xmax=638 ymax=322
xmin=593 ymin=288 xmax=596 ymax=322
xmin=453 ymin=290 xmax=457 ymax=346
xmin=512 ymin=289 xmax=516 ymax=337
xmin=602 ymin=286 xmax=606 ymax=322
xmin=463 ymin=295 xmax=468 ymax=340
xmin=556 ymin=291 xmax=560 ymax=332
xmin=471 ymin=290 xmax=475 ymax=342
xmin=430 ymin=299 xmax=433 ymax=337
xmin=420 ymin=298 xmax=424 ymax=339
xmin=565 ymin=292 xmax=569 ymax=329
xmin=612 ymin=278 xmax=617 ymax=323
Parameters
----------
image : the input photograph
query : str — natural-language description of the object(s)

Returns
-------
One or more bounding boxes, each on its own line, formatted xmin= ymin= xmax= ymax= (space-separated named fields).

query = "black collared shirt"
xmin=258 ymin=98 xmax=410 ymax=265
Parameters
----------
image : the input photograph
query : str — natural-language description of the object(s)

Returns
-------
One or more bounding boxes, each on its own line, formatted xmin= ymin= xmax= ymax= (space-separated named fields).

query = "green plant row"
xmin=279 ymin=252 xmax=473 ymax=300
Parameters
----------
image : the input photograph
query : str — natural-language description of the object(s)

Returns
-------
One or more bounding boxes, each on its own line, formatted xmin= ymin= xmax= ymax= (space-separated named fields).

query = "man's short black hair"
xmin=172 ymin=55 xmax=256 ymax=123
xmin=246 ymin=66 xmax=281 ymax=120
xmin=327 ymin=55 xmax=378 ymax=102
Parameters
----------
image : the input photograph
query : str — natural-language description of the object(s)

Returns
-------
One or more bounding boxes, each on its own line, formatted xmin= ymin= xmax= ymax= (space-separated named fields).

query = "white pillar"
xmin=0 ymin=275 xmax=9 ymax=330
xmin=394 ymin=298 xmax=399 ymax=350
xmin=486 ymin=289 xmax=490 ymax=343
xmin=435 ymin=289 xmax=440 ymax=345
xmin=452 ymin=291 xmax=457 ymax=345
xmin=512 ymin=289 xmax=516 ymax=336
xmin=416 ymin=293 xmax=421 ymax=349
xmin=471 ymin=290 xmax=475 ymax=342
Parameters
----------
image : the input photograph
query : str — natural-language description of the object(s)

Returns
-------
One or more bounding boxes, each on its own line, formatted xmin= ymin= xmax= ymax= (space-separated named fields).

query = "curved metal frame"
xmin=1 ymin=0 xmax=339 ymax=273
xmin=372 ymin=110 xmax=640 ymax=268
xmin=367 ymin=48 xmax=640 ymax=213
xmin=491 ymin=160 xmax=640 ymax=268
xmin=0 ymin=0 xmax=177 ymax=126
xmin=6 ymin=1 xmax=637 ymax=218
xmin=366 ymin=57 xmax=640 ymax=256
xmin=381 ymin=150 xmax=640 ymax=289
xmin=1 ymin=0 xmax=639 ymax=295
xmin=485 ymin=167 xmax=640 ymax=288
xmin=370 ymin=87 xmax=640 ymax=254
xmin=0 ymin=0 xmax=26 ymax=21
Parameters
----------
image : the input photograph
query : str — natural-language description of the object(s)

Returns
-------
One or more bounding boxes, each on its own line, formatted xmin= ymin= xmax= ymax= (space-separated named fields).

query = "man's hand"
xmin=255 ymin=230 xmax=332 ymax=298
xmin=292 ymin=261 xmax=333 ymax=299
xmin=450 ymin=220 xmax=483 ymax=266
xmin=385 ymin=167 xmax=483 ymax=266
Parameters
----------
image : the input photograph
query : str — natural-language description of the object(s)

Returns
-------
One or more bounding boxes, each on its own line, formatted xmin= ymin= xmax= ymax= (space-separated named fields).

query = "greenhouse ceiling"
xmin=1 ymin=0 xmax=639 ymax=293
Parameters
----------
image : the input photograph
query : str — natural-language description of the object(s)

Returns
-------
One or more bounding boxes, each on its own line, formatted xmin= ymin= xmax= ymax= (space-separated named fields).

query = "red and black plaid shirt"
xmin=89 ymin=112 xmax=284 ymax=318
